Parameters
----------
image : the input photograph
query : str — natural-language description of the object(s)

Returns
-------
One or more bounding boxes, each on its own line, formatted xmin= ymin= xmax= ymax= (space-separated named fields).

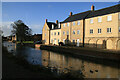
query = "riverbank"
xmin=40 ymin=45 xmax=120 ymax=62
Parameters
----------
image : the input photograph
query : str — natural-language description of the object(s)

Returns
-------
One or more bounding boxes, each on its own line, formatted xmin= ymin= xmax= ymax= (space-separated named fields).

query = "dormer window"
xmin=107 ymin=15 xmax=112 ymax=21
xmin=63 ymin=23 xmax=65 ymax=27
xmin=58 ymin=23 xmax=60 ymax=28
xmin=52 ymin=24 xmax=54 ymax=29
xmin=67 ymin=23 xmax=69 ymax=26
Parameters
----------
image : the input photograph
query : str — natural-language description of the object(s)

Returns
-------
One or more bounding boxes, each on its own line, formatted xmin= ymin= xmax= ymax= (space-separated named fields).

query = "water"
xmin=3 ymin=41 xmax=120 ymax=78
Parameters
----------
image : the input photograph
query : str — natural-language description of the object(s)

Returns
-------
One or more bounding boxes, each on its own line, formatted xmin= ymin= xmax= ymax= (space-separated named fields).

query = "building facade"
xmin=42 ymin=4 xmax=120 ymax=49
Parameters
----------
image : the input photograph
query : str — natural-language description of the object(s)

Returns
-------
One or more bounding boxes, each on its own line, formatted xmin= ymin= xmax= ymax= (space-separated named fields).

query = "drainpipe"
xmin=83 ymin=19 xmax=85 ymax=47
xmin=49 ymin=29 xmax=50 ymax=45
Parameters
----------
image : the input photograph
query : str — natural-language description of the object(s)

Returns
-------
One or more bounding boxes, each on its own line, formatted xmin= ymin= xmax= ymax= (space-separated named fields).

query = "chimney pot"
xmin=45 ymin=19 xmax=47 ymax=23
xmin=91 ymin=5 xmax=95 ymax=11
xmin=69 ymin=12 xmax=72 ymax=16
xmin=56 ymin=20 xmax=58 ymax=24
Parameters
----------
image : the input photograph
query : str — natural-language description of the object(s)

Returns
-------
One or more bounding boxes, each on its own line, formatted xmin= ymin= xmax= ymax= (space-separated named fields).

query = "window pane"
xmin=77 ymin=21 xmax=80 ymax=25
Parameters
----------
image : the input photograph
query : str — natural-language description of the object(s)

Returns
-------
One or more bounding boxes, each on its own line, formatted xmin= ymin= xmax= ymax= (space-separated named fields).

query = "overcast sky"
xmin=2 ymin=2 xmax=119 ymax=36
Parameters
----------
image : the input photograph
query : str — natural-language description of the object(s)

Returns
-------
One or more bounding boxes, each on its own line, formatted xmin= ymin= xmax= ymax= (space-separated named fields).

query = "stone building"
xmin=42 ymin=4 xmax=120 ymax=49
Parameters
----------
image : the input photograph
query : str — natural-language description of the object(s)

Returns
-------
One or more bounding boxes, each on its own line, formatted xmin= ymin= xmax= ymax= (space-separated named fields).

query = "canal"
xmin=3 ymin=41 xmax=120 ymax=78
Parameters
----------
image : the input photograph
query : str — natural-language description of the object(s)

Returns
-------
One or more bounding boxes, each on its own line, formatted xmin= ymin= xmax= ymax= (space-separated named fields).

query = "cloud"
xmin=29 ymin=24 xmax=43 ymax=34
xmin=1 ymin=22 xmax=13 ymax=37
xmin=0 ymin=22 xmax=43 ymax=36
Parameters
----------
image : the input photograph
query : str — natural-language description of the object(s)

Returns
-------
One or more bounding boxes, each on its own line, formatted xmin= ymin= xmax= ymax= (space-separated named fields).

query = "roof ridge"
xmin=93 ymin=4 xmax=120 ymax=12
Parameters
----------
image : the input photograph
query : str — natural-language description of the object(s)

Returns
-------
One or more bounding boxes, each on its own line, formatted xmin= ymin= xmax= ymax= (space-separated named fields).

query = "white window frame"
xmin=73 ymin=22 xmax=75 ymax=26
xmin=90 ymin=29 xmax=93 ymax=34
xmin=98 ymin=28 xmax=101 ymax=34
xmin=77 ymin=21 xmax=80 ymax=25
xmin=77 ymin=30 xmax=80 ymax=34
xmin=107 ymin=15 xmax=112 ymax=21
xmin=90 ymin=18 xmax=93 ymax=24
xmin=107 ymin=28 xmax=111 ymax=33
xmin=98 ymin=17 xmax=102 ymax=22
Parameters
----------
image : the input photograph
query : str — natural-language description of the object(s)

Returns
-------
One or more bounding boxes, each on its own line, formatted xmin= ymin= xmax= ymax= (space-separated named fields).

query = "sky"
xmin=2 ymin=2 xmax=119 ymax=36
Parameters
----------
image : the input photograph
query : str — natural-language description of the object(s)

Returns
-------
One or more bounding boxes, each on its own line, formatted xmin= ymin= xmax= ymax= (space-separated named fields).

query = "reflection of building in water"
xmin=41 ymin=51 xmax=120 ymax=78
xmin=41 ymin=50 xmax=50 ymax=67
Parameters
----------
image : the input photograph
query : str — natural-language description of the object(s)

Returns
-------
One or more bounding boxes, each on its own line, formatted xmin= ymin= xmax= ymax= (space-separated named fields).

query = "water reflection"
xmin=3 ymin=41 xmax=120 ymax=78
xmin=41 ymin=51 xmax=120 ymax=78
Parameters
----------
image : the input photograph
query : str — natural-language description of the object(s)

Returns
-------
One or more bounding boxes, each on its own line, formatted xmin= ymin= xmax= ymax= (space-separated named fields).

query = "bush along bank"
xmin=40 ymin=45 xmax=120 ymax=62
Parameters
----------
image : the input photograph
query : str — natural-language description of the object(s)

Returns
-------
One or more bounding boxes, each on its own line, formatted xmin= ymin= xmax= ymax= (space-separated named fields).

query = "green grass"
xmin=17 ymin=41 xmax=34 ymax=44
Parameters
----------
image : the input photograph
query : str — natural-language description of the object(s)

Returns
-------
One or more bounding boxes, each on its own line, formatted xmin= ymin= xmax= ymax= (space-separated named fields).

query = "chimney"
xmin=56 ymin=20 xmax=58 ymax=24
xmin=45 ymin=19 xmax=47 ymax=23
xmin=91 ymin=5 xmax=95 ymax=11
xmin=69 ymin=12 xmax=72 ymax=16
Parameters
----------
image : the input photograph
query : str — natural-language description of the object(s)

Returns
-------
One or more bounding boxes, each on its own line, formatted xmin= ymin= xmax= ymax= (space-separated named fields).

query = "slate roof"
xmin=61 ymin=4 xmax=120 ymax=23
xmin=86 ymin=4 xmax=120 ymax=19
xmin=47 ymin=22 xmax=60 ymax=30
xmin=61 ymin=11 xmax=91 ymax=23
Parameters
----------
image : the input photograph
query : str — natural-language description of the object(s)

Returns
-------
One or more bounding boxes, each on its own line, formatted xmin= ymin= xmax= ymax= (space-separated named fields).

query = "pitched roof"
xmin=61 ymin=11 xmax=91 ymax=23
xmin=86 ymin=4 xmax=120 ymax=19
xmin=47 ymin=22 xmax=61 ymax=30
xmin=61 ymin=4 xmax=120 ymax=23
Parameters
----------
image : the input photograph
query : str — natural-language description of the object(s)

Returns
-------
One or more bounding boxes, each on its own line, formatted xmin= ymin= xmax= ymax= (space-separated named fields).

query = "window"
xmin=119 ymin=13 xmax=120 ymax=20
xmin=107 ymin=15 xmax=112 ymax=21
xmin=51 ymin=39 xmax=53 ymax=43
xmin=77 ymin=21 xmax=80 ymax=25
xmin=77 ymin=30 xmax=80 ymax=34
xmin=63 ymin=23 xmax=65 ymax=27
xmin=73 ymin=22 xmax=75 ymax=26
xmin=90 ymin=19 xmax=93 ymax=23
xmin=90 ymin=29 xmax=93 ymax=34
xmin=98 ymin=17 xmax=102 ymax=22
xmin=45 ymin=33 xmax=46 ymax=36
xmin=73 ymin=30 xmax=75 ymax=34
xmin=51 ymin=32 xmax=53 ymax=35
xmin=58 ymin=23 xmax=60 ymax=28
xmin=107 ymin=28 xmax=111 ymax=33
xmin=67 ymin=31 xmax=69 ymax=35
xmin=67 ymin=23 xmax=69 ymax=26
xmin=52 ymin=24 xmax=54 ymax=29
xmin=54 ymin=32 xmax=56 ymax=35
xmin=98 ymin=28 xmax=101 ymax=33
xmin=63 ymin=31 xmax=65 ymax=35
xmin=58 ymin=32 xmax=60 ymax=35
xmin=119 ymin=27 xmax=120 ymax=32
